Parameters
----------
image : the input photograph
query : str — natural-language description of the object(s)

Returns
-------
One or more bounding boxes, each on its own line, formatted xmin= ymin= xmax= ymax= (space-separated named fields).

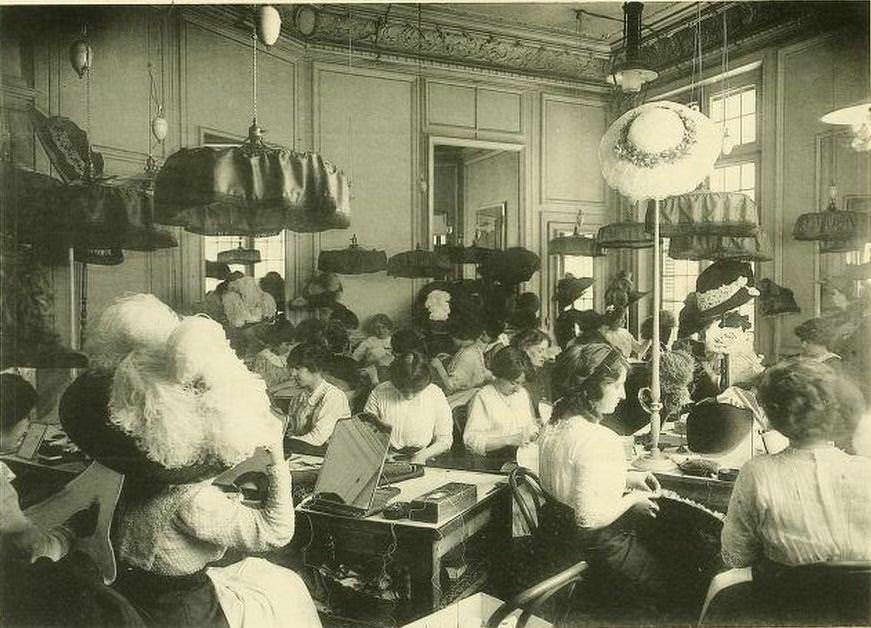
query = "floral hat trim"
xmin=614 ymin=108 xmax=697 ymax=169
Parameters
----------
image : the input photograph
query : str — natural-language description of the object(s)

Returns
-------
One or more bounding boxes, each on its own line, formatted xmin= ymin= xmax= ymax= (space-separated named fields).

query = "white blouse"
xmin=538 ymin=415 xmax=629 ymax=528
xmin=463 ymin=384 xmax=537 ymax=455
xmin=363 ymin=382 xmax=453 ymax=450
xmin=722 ymin=446 xmax=871 ymax=567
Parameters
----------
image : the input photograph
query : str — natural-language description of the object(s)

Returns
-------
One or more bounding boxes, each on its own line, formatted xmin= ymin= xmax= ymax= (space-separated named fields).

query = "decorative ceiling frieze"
xmin=286 ymin=5 xmax=612 ymax=85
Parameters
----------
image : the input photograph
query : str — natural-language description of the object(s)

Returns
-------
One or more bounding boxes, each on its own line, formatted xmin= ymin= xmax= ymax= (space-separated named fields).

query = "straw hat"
xmin=599 ymin=101 xmax=722 ymax=201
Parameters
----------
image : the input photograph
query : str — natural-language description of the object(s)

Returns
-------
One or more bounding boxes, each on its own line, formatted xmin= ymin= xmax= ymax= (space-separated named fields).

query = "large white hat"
xmin=599 ymin=101 xmax=722 ymax=201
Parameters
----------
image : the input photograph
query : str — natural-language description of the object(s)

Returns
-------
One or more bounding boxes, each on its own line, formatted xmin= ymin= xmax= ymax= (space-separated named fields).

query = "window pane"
xmin=253 ymin=234 xmax=285 ymax=280
xmin=741 ymin=162 xmax=756 ymax=189
xmin=726 ymin=118 xmax=741 ymax=147
xmin=709 ymin=168 xmax=725 ymax=192
xmin=724 ymin=165 xmax=741 ymax=192
xmin=725 ymin=93 xmax=741 ymax=119
xmin=710 ymin=98 xmax=723 ymax=123
xmin=741 ymin=88 xmax=756 ymax=114
xmin=741 ymin=115 xmax=756 ymax=144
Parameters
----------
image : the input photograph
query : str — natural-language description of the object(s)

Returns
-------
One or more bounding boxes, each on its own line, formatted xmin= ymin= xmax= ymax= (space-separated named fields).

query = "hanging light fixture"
xmin=257 ymin=5 xmax=282 ymax=46
xmin=821 ymin=100 xmax=871 ymax=152
xmin=548 ymin=209 xmax=606 ymax=257
xmin=606 ymin=2 xmax=657 ymax=94
xmin=387 ymin=244 xmax=451 ymax=279
xmin=217 ymin=238 xmax=262 ymax=265
xmin=69 ymin=24 xmax=92 ymax=79
xmin=718 ymin=11 xmax=735 ymax=156
xmin=318 ymin=234 xmax=387 ymax=275
xmin=597 ymin=201 xmax=654 ymax=250
xmin=154 ymin=10 xmax=350 ymax=236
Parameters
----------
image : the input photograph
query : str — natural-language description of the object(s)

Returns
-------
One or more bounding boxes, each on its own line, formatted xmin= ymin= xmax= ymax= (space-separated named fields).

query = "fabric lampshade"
xmin=596 ymin=221 xmax=654 ymax=249
xmin=387 ymin=247 xmax=451 ymax=279
xmin=217 ymin=244 xmax=262 ymax=265
xmin=646 ymin=192 xmax=760 ymax=237
xmin=793 ymin=200 xmax=870 ymax=244
xmin=548 ymin=232 xmax=606 ymax=257
xmin=154 ymin=144 xmax=351 ymax=236
xmin=667 ymin=230 xmax=773 ymax=262
xmin=434 ymin=244 xmax=495 ymax=265
xmin=318 ymin=236 xmax=387 ymax=274
xmin=479 ymin=247 xmax=540 ymax=285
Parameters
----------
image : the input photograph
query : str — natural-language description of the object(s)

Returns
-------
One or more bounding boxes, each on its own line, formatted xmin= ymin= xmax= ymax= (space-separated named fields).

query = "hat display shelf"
xmin=599 ymin=99 xmax=722 ymax=472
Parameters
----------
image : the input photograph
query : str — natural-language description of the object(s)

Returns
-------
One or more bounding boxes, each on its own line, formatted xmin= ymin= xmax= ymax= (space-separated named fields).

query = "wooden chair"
xmin=485 ymin=560 xmax=589 ymax=628
xmin=699 ymin=561 xmax=871 ymax=626
xmin=507 ymin=465 xmax=544 ymax=533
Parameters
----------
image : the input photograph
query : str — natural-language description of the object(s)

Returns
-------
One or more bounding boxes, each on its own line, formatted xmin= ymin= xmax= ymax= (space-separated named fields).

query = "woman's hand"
xmin=409 ymin=451 xmax=429 ymax=465
xmin=630 ymin=492 xmax=660 ymax=519
xmin=626 ymin=470 xmax=660 ymax=494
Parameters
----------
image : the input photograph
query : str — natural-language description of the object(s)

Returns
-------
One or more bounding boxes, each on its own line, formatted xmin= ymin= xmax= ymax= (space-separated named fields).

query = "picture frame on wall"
xmin=474 ymin=202 xmax=507 ymax=250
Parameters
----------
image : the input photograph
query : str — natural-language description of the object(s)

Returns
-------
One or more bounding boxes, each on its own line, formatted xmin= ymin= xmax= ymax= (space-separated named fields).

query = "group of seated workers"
xmin=3 ymin=287 xmax=870 ymax=628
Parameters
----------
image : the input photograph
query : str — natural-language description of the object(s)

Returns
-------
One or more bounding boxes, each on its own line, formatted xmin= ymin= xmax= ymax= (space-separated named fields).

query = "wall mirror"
xmin=427 ymin=137 xmax=524 ymax=261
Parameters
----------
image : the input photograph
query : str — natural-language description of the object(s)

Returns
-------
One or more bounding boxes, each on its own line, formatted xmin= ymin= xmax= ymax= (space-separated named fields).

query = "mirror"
xmin=428 ymin=137 xmax=523 ymax=260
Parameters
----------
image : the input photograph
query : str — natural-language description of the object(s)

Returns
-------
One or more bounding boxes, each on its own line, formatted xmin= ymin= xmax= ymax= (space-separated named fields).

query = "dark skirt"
xmin=114 ymin=565 xmax=229 ymax=628
xmin=535 ymin=498 xmax=700 ymax=617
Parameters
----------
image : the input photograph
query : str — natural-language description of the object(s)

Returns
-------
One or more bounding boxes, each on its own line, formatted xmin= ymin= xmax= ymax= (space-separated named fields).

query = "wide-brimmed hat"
xmin=757 ymin=278 xmax=800 ymax=317
xmin=599 ymin=101 xmax=722 ymax=201
xmin=61 ymin=315 xmax=279 ymax=485
xmin=686 ymin=400 xmax=755 ymax=454
xmin=695 ymin=260 xmax=759 ymax=320
xmin=555 ymin=274 xmax=594 ymax=308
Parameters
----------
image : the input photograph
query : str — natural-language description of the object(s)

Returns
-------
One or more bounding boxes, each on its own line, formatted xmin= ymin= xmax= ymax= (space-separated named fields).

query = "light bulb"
xmin=69 ymin=38 xmax=92 ymax=78
xmin=721 ymin=127 xmax=735 ymax=156
xmin=257 ymin=5 xmax=282 ymax=46
xmin=151 ymin=106 xmax=168 ymax=142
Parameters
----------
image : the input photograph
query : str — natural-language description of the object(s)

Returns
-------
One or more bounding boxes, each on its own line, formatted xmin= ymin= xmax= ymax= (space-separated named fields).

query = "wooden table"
xmin=296 ymin=467 xmax=511 ymax=625
xmin=653 ymin=469 xmax=734 ymax=514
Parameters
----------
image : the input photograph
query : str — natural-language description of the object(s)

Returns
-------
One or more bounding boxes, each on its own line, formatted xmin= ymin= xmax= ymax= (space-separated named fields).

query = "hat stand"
xmin=632 ymin=197 xmax=678 ymax=472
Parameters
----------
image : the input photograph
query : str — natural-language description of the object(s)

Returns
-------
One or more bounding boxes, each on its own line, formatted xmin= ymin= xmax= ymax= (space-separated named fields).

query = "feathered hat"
xmin=61 ymin=302 xmax=279 ymax=484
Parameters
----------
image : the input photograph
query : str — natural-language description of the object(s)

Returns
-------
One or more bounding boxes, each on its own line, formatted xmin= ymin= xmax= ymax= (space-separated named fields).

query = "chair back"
xmin=508 ymin=466 xmax=544 ymax=533
xmin=699 ymin=560 xmax=871 ymax=626
xmin=485 ymin=560 xmax=589 ymax=628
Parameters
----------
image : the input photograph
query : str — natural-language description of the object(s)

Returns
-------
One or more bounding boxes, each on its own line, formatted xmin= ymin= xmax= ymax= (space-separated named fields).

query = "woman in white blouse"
xmin=722 ymin=358 xmax=871 ymax=570
xmin=464 ymin=346 xmax=538 ymax=457
xmin=537 ymin=343 xmax=680 ymax=613
xmin=364 ymin=351 xmax=453 ymax=464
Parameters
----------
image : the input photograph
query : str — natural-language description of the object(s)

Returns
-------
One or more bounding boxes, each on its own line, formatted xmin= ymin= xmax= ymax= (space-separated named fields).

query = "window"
xmin=203 ymin=235 xmax=285 ymax=293
xmin=659 ymin=75 xmax=761 ymax=330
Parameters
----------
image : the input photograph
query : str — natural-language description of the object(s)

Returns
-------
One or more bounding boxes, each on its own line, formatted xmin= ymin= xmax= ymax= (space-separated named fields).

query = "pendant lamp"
xmin=821 ymin=100 xmax=871 ymax=152
xmin=793 ymin=184 xmax=870 ymax=249
xmin=318 ymin=234 xmax=387 ymax=275
xmin=548 ymin=210 xmax=606 ymax=257
xmin=645 ymin=192 xmax=761 ymax=238
xmin=217 ymin=239 xmax=262 ymax=265
xmin=154 ymin=22 xmax=350 ymax=237
xmin=387 ymin=245 xmax=451 ymax=279
xmin=606 ymin=2 xmax=657 ymax=94
xmin=597 ymin=203 xmax=654 ymax=250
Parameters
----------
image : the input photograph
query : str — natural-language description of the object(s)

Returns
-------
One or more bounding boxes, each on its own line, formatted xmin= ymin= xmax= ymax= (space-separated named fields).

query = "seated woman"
xmin=60 ymin=313 xmax=321 ymax=627
xmin=721 ymin=358 xmax=871 ymax=570
xmin=352 ymin=314 xmax=394 ymax=371
xmin=430 ymin=318 xmax=493 ymax=396
xmin=537 ymin=343 xmax=699 ymax=614
xmin=638 ymin=310 xmax=676 ymax=360
xmin=511 ymin=328 xmax=554 ymax=412
xmin=463 ymin=347 xmax=538 ymax=458
xmin=794 ymin=317 xmax=841 ymax=366
xmin=284 ymin=342 xmax=351 ymax=451
xmin=364 ymin=352 xmax=453 ymax=464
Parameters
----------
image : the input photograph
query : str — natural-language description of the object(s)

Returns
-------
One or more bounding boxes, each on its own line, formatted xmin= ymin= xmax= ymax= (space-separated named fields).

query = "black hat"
xmin=59 ymin=371 xmax=228 ymax=484
xmin=686 ymin=400 xmax=754 ymax=454
xmin=555 ymin=274 xmax=594 ymax=309
xmin=695 ymin=261 xmax=759 ymax=320
xmin=757 ymin=278 xmax=800 ymax=317
xmin=479 ymin=247 xmax=540 ymax=286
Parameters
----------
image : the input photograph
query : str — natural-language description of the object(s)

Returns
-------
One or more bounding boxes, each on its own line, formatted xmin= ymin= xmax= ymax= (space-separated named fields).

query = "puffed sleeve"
xmin=176 ymin=459 xmax=295 ymax=552
xmin=463 ymin=389 xmax=490 ymax=456
xmin=721 ymin=462 xmax=762 ymax=567
xmin=572 ymin=432 xmax=628 ymax=529
xmin=431 ymin=387 xmax=454 ymax=445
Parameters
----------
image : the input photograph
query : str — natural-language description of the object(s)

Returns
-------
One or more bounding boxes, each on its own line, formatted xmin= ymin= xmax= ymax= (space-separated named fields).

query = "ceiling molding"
xmin=283 ymin=5 xmax=612 ymax=85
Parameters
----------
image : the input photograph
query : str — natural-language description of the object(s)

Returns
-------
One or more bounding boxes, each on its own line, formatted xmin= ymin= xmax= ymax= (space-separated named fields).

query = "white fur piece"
xmin=221 ymin=276 xmax=277 ymax=328
xmin=85 ymin=294 xmax=180 ymax=372
xmin=425 ymin=289 xmax=451 ymax=322
xmin=166 ymin=317 xmax=250 ymax=387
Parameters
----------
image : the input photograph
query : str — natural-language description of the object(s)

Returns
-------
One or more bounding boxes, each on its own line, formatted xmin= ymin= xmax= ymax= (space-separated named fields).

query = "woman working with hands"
xmin=537 ymin=343 xmax=688 ymax=616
